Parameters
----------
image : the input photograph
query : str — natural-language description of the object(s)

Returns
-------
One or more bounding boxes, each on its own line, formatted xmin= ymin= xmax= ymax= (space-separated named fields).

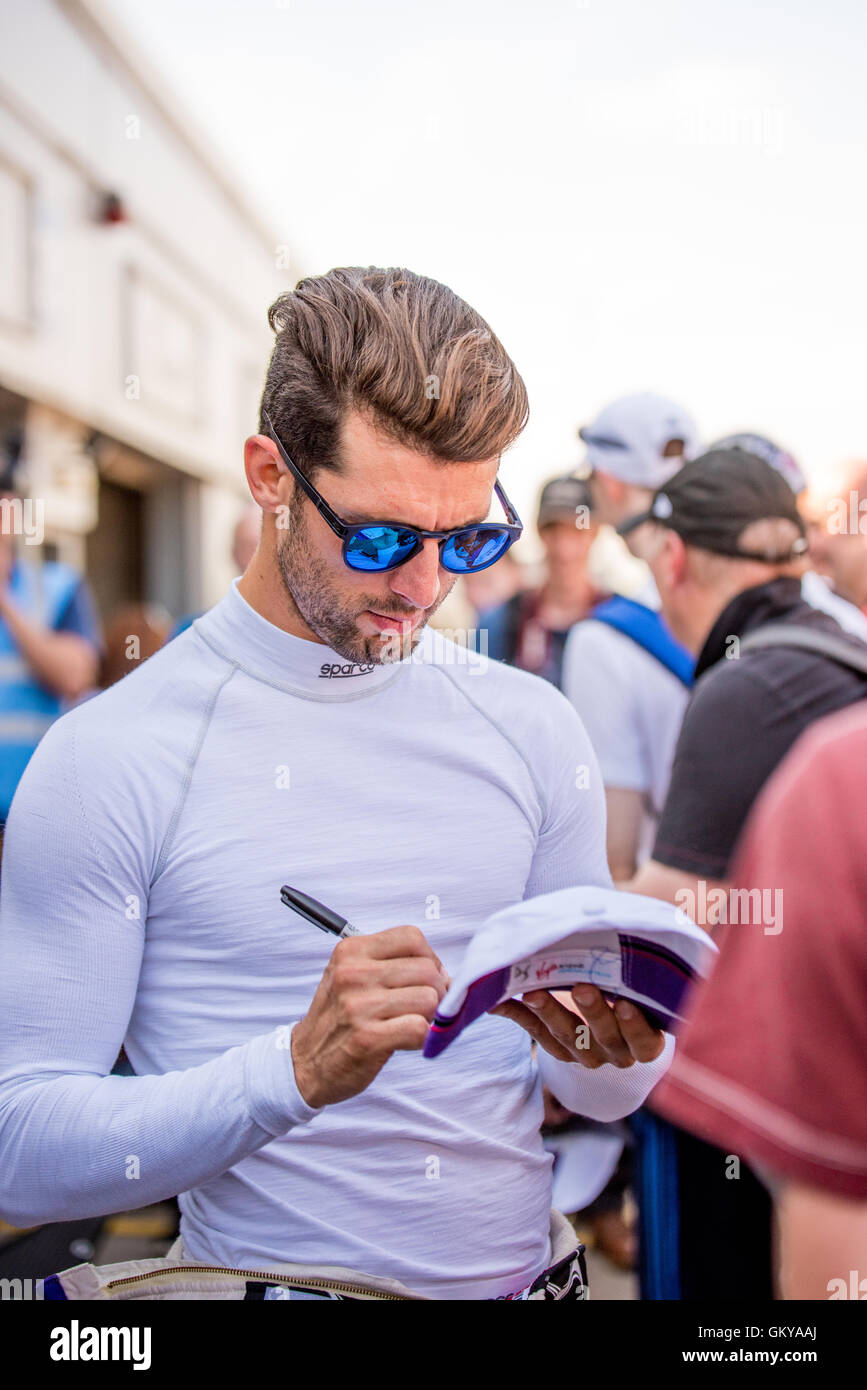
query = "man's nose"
xmin=387 ymin=538 xmax=442 ymax=610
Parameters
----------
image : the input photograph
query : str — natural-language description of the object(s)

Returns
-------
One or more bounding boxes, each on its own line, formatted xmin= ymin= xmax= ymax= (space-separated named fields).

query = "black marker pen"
xmin=280 ymin=884 xmax=361 ymax=939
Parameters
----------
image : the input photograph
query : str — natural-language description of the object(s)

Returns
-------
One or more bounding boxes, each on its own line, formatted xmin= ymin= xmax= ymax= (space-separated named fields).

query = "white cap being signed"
xmin=423 ymin=885 xmax=717 ymax=1059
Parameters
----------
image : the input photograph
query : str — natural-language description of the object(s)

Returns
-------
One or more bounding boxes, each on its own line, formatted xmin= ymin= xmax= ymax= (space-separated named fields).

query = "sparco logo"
xmin=319 ymin=662 xmax=376 ymax=679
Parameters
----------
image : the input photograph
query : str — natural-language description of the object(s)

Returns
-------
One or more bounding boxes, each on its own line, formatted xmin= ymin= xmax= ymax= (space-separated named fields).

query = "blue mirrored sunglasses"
xmin=263 ymin=411 xmax=523 ymax=574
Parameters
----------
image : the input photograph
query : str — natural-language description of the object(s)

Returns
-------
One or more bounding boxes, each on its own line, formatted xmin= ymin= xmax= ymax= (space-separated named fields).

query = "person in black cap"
xmin=624 ymin=446 xmax=867 ymax=1301
xmin=709 ymin=433 xmax=867 ymax=637
xmin=481 ymin=474 xmax=604 ymax=688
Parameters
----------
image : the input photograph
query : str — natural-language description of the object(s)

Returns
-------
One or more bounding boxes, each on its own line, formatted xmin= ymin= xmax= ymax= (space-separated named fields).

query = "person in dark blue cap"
xmin=482 ymin=474 xmax=603 ymax=687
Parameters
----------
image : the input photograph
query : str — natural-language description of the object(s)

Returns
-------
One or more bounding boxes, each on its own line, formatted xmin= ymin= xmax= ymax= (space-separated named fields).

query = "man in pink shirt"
xmin=651 ymin=701 xmax=867 ymax=1298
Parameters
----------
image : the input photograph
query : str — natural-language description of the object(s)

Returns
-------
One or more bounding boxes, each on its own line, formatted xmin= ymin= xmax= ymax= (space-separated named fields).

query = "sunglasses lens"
xmin=441 ymin=527 xmax=512 ymax=574
xmin=345 ymin=526 xmax=418 ymax=572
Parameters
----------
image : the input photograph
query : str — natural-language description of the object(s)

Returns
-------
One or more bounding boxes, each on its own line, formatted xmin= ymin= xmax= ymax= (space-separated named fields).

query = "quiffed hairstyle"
xmin=260 ymin=266 xmax=528 ymax=478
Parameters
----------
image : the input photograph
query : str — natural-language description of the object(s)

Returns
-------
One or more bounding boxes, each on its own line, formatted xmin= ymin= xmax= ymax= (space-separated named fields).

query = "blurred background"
xmin=1 ymin=0 xmax=866 ymax=636
xmin=2 ymin=0 xmax=866 ymax=1299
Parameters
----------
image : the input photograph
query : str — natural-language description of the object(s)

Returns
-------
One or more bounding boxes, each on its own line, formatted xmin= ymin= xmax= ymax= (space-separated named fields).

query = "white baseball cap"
xmin=579 ymin=393 xmax=701 ymax=489
xmin=423 ymin=885 xmax=717 ymax=1058
xmin=708 ymin=432 xmax=808 ymax=497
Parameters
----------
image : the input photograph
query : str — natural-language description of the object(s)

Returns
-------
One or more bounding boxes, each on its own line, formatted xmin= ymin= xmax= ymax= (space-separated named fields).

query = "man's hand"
xmin=290 ymin=925 xmax=450 ymax=1109
xmin=489 ymin=985 xmax=665 ymax=1068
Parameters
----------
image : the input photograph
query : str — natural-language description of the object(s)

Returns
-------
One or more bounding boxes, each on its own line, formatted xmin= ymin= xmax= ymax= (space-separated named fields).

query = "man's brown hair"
xmin=260 ymin=266 xmax=528 ymax=479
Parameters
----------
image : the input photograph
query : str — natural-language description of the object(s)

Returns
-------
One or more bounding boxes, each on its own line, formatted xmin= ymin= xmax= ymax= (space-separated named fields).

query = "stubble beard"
xmin=275 ymin=503 xmax=447 ymax=665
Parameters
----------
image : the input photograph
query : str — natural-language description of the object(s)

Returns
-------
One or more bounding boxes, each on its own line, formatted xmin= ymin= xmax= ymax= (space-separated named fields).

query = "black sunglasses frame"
xmin=262 ymin=410 xmax=523 ymax=574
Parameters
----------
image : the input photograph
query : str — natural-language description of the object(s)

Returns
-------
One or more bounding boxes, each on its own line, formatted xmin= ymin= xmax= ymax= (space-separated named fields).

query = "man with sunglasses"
xmin=0 ymin=267 xmax=673 ymax=1300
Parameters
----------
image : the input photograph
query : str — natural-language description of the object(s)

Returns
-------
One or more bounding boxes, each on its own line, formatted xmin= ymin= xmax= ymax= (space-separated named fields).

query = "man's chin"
xmin=350 ymin=608 xmax=428 ymax=663
xmin=360 ymin=622 xmax=426 ymax=666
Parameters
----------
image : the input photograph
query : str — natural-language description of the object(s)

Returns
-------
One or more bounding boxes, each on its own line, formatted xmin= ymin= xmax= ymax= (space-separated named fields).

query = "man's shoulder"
xmin=417 ymin=625 xmax=580 ymax=732
xmin=42 ymin=625 xmax=233 ymax=766
xmin=6 ymin=627 xmax=235 ymax=870
xmin=699 ymin=608 xmax=867 ymax=706
xmin=687 ymin=646 xmax=762 ymax=713
xmin=568 ymin=616 xmax=637 ymax=661
xmin=566 ymin=614 xmax=687 ymax=693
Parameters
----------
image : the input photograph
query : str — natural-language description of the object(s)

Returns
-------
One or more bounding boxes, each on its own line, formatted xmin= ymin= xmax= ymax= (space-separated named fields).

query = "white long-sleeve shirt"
xmin=0 ymin=579 xmax=672 ymax=1298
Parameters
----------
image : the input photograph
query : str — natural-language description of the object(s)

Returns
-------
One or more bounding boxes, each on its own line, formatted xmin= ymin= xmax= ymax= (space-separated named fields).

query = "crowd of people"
xmin=0 ymin=467 xmax=262 ymax=853
xmin=0 ymin=265 xmax=864 ymax=1302
xmin=465 ymin=392 xmax=867 ymax=1298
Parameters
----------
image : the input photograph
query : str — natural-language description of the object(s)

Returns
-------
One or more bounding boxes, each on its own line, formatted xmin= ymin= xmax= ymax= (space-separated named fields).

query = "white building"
xmin=0 ymin=0 xmax=303 ymax=623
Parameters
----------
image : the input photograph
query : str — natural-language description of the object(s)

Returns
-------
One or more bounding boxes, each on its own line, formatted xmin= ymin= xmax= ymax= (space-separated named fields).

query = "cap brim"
xmin=539 ymin=509 xmax=591 ymax=528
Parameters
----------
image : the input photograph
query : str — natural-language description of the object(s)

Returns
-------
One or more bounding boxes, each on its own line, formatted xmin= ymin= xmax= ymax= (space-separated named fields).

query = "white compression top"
xmin=0 ymin=579 xmax=673 ymax=1299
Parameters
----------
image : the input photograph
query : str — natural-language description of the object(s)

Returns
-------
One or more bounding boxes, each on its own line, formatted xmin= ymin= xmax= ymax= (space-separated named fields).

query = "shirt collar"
xmin=695 ymin=576 xmax=805 ymax=678
xmin=192 ymin=578 xmax=413 ymax=700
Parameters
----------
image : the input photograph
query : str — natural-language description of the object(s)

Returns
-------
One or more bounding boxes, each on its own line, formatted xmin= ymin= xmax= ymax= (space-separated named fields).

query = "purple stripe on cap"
xmin=619 ymin=935 xmax=695 ymax=1028
xmin=424 ymin=935 xmax=700 ymax=1057
xmin=423 ymin=966 xmax=511 ymax=1058
xmin=41 ymin=1274 xmax=68 ymax=1299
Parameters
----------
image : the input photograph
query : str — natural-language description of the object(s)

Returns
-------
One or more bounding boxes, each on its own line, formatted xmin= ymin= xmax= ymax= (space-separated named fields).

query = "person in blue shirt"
xmin=481 ymin=475 xmax=604 ymax=689
xmin=0 ymin=455 xmax=101 ymax=826
xmin=169 ymin=504 xmax=262 ymax=640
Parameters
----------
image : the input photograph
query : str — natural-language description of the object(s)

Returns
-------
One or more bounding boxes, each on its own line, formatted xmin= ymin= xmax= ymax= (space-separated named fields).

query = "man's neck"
xmin=537 ymin=574 xmax=595 ymax=624
xmin=237 ymin=557 xmax=324 ymax=645
xmin=692 ymin=574 xmax=803 ymax=673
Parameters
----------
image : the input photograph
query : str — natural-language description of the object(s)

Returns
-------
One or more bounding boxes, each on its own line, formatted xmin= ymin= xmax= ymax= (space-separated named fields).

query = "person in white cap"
xmin=562 ymin=393 xmax=701 ymax=881
xmin=578 ymin=392 xmax=702 ymax=548
xmin=554 ymin=394 xmax=700 ymax=1272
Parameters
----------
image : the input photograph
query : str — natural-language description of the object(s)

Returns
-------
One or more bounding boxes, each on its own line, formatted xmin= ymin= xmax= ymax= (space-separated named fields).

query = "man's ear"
xmin=666 ymin=530 xmax=688 ymax=586
xmin=244 ymin=435 xmax=291 ymax=513
xmin=606 ymin=473 xmax=627 ymax=506
xmin=652 ymin=527 xmax=685 ymax=590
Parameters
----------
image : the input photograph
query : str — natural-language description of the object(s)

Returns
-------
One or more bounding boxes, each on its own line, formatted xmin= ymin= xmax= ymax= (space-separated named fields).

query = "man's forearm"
xmin=776 ymin=1181 xmax=867 ymax=1299
xmin=0 ymin=598 xmax=98 ymax=699
xmin=625 ymin=859 xmax=730 ymax=930
xmin=605 ymin=787 xmax=644 ymax=883
xmin=538 ymin=1032 xmax=675 ymax=1122
xmin=0 ymin=1025 xmax=320 ymax=1228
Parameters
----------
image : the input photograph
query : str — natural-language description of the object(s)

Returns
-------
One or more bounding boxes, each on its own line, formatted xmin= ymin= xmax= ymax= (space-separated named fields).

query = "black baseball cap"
xmin=537 ymin=475 xmax=594 ymax=528
xmin=617 ymin=448 xmax=808 ymax=562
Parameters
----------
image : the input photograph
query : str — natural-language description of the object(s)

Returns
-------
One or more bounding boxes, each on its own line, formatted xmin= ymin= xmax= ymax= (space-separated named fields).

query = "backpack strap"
xmin=590 ymin=595 xmax=695 ymax=689
xmin=739 ymin=623 xmax=867 ymax=679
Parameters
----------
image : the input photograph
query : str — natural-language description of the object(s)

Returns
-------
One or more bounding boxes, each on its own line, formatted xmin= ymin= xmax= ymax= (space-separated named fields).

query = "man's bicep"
xmin=0 ymin=721 xmax=149 ymax=1076
xmin=524 ymin=700 xmax=613 ymax=897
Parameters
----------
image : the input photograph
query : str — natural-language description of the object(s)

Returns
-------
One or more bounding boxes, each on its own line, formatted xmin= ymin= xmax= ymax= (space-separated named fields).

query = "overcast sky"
xmin=109 ymin=0 xmax=867 ymax=518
